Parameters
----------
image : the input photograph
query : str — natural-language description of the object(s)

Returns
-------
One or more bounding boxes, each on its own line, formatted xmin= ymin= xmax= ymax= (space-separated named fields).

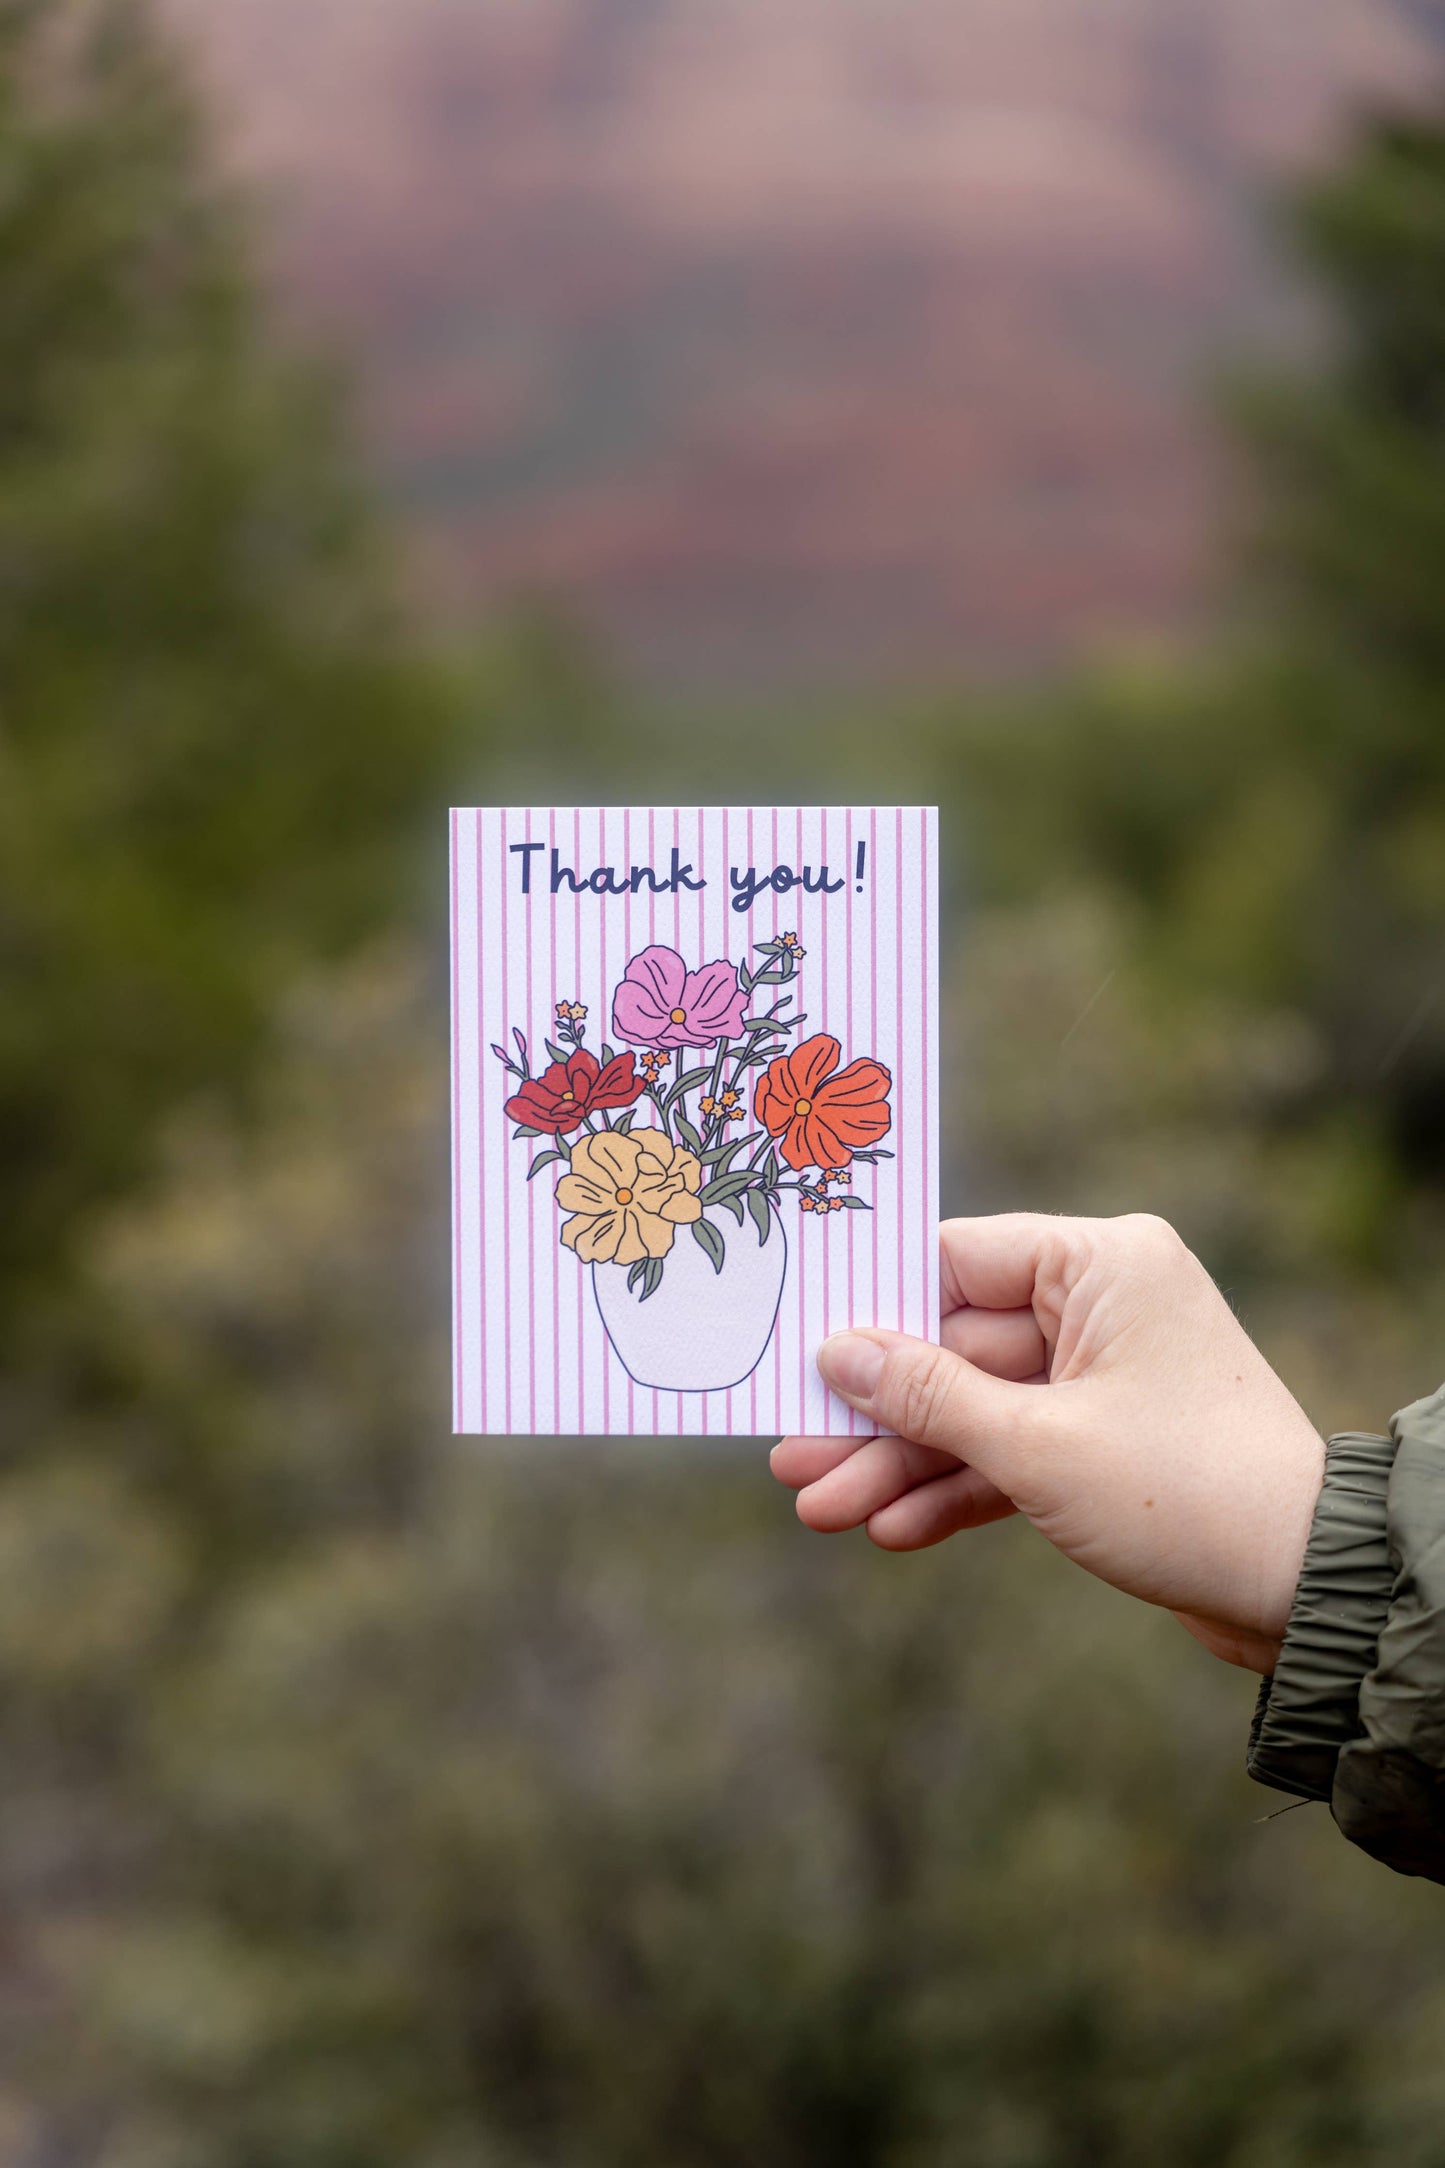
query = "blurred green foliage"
xmin=2 ymin=2 xmax=1445 ymax=2161
xmin=0 ymin=0 xmax=465 ymax=1330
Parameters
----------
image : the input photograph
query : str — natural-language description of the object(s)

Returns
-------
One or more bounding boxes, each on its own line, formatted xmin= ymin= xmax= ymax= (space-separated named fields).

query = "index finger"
xmin=940 ymin=1213 xmax=1080 ymax=1313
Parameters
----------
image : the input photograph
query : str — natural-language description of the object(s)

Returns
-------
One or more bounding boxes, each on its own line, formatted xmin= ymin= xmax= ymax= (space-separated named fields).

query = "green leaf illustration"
xmin=525 ymin=1150 xmax=566 ymax=1180
xmin=691 ymin=1218 xmax=726 ymax=1274
xmin=676 ymin=1115 xmax=703 ymax=1154
xmin=639 ymin=1257 xmax=665 ymax=1302
xmin=700 ymin=1137 xmax=749 ymax=1172
xmin=699 ymin=1171 xmax=754 ymax=1204
xmin=746 ymin=1188 xmax=773 ymax=1246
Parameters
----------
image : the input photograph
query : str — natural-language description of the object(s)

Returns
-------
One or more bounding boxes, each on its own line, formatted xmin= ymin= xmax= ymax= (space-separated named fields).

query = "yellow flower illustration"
xmin=556 ymin=1128 xmax=702 ymax=1265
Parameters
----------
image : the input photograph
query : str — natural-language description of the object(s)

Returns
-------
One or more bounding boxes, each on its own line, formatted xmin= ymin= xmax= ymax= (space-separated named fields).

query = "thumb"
xmin=817 ymin=1328 xmax=1044 ymax=1493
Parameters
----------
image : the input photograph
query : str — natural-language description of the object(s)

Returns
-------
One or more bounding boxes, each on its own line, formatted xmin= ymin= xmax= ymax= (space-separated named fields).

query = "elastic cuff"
xmin=1246 ymin=1430 xmax=1397 ymax=1802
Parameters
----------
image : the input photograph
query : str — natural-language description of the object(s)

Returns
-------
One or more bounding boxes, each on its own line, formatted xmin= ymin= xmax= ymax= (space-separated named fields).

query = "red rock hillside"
xmin=163 ymin=0 xmax=1435 ymax=687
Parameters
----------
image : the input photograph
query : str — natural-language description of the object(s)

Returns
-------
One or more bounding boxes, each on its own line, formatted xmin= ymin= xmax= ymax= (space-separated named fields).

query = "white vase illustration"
xmin=593 ymin=1214 xmax=788 ymax=1392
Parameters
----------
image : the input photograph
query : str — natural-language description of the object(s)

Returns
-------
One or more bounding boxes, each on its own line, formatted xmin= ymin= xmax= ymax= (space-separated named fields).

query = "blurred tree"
xmin=1243 ymin=114 xmax=1445 ymax=682
xmin=1233 ymin=116 xmax=1445 ymax=1191
xmin=0 ymin=0 xmax=462 ymax=1337
xmin=924 ymin=111 xmax=1445 ymax=1306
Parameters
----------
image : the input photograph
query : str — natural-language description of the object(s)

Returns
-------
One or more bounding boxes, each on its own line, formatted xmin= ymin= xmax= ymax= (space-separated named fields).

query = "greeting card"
xmin=450 ymin=808 xmax=938 ymax=1435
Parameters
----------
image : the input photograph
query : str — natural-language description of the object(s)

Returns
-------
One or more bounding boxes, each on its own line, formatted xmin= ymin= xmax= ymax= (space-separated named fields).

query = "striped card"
xmin=450 ymin=807 xmax=938 ymax=1436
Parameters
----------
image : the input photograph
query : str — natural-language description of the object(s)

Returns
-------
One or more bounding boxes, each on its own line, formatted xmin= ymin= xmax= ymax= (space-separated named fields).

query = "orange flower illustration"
xmin=754 ymin=1033 xmax=891 ymax=1173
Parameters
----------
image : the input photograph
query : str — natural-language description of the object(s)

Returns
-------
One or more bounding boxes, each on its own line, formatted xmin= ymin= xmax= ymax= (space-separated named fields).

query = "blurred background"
xmin=3 ymin=0 xmax=1445 ymax=2158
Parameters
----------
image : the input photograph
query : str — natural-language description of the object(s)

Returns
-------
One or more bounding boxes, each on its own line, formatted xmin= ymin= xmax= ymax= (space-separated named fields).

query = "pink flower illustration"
xmin=612 ymin=944 xmax=747 ymax=1050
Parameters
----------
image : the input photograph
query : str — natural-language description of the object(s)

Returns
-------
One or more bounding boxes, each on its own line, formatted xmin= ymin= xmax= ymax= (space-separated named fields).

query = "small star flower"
xmin=568 ymin=1003 xmax=587 ymax=1020
xmin=778 ymin=931 xmax=805 ymax=957
xmin=824 ymin=1167 xmax=851 ymax=1187
xmin=555 ymin=1001 xmax=571 ymax=1020
xmin=800 ymin=1194 xmax=816 ymax=1213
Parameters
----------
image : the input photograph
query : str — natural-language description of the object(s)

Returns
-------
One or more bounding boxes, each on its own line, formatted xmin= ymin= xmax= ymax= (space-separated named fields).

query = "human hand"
xmin=771 ymin=1213 xmax=1325 ymax=1673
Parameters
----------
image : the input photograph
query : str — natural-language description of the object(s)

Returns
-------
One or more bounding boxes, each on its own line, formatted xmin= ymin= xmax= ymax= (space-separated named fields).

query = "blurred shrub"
xmin=26 ymin=956 xmax=1445 ymax=2167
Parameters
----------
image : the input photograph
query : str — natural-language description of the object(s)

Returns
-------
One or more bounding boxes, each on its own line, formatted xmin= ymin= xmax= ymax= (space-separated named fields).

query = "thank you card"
xmin=450 ymin=807 xmax=938 ymax=1435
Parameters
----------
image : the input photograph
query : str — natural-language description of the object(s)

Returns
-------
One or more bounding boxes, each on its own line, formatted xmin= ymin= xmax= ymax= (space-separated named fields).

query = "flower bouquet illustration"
xmin=492 ymin=939 xmax=892 ymax=1392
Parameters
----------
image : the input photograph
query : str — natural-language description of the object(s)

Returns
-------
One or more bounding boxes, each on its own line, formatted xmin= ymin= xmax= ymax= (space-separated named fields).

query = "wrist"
xmin=1245 ymin=1410 xmax=1328 ymax=1656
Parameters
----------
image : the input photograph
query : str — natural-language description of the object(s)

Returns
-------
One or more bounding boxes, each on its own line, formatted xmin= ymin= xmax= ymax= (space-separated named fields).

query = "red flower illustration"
xmin=505 ymin=1048 xmax=647 ymax=1134
xmin=754 ymin=1033 xmax=891 ymax=1172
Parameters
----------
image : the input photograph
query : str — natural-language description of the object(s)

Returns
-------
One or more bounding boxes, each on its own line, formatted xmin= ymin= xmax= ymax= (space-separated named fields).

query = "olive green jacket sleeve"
xmin=1247 ymin=1383 xmax=1445 ymax=1880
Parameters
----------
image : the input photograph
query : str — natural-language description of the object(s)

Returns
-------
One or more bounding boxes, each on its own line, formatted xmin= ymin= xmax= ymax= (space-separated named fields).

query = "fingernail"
xmin=818 ymin=1332 xmax=885 ymax=1406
